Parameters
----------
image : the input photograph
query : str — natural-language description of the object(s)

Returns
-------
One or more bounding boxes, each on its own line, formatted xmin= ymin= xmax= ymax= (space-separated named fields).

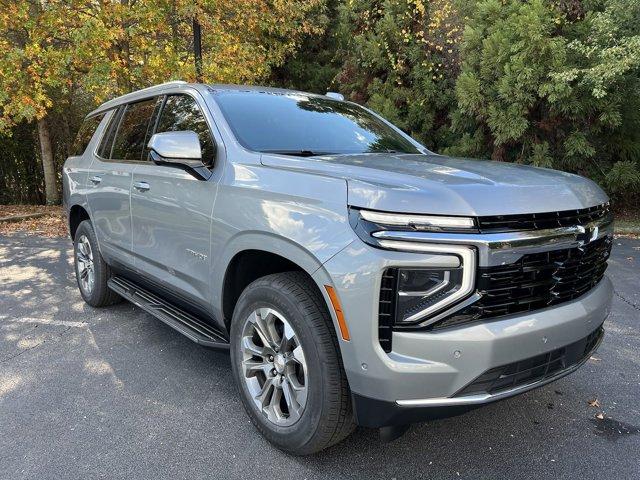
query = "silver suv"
xmin=63 ymin=81 xmax=613 ymax=454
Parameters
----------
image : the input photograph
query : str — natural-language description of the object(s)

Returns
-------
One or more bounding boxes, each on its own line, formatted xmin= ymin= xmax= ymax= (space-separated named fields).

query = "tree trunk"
xmin=193 ymin=17 xmax=203 ymax=82
xmin=37 ymin=116 xmax=59 ymax=205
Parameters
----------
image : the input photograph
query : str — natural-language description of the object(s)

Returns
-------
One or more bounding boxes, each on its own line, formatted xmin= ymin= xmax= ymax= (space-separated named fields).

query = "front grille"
xmin=477 ymin=203 xmax=610 ymax=233
xmin=456 ymin=326 xmax=603 ymax=397
xmin=378 ymin=269 xmax=398 ymax=352
xmin=433 ymin=235 xmax=612 ymax=330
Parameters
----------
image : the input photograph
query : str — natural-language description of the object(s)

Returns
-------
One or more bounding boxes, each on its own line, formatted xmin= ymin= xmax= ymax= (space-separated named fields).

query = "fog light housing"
xmin=395 ymin=268 xmax=465 ymax=324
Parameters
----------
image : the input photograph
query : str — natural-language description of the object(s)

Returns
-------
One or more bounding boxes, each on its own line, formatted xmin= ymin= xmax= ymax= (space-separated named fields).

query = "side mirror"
xmin=147 ymin=131 xmax=211 ymax=180
xmin=325 ymin=92 xmax=344 ymax=101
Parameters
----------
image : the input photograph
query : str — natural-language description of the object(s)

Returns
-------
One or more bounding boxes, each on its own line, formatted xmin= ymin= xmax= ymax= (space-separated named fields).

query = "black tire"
xmin=230 ymin=271 xmax=355 ymax=455
xmin=73 ymin=220 xmax=121 ymax=307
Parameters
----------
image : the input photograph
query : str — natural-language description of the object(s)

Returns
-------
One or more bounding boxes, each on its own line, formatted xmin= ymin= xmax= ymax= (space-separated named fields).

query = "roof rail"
xmin=133 ymin=80 xmax=188 ymax=94
xmin=86 ymin=80 xmax=192 ymax=117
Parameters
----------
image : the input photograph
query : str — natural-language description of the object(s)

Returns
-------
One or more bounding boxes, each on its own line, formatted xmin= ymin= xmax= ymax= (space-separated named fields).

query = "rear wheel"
xmin=73 ymin=220 xmax=121 ymax=307
xmin=230 ymin=272 xmax=354 ymax=455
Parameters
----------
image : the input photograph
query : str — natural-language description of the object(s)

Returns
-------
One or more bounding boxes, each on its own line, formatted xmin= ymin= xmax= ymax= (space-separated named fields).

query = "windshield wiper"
xmin=261 ymin=149 xmax=336 ymax=157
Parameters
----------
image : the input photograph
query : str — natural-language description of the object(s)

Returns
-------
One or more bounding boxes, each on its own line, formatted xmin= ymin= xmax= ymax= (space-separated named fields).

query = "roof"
xmin=87 ymin=81 xmax=334 ymax=117
xmin=207 ymin=84 xmax=316 ymax=96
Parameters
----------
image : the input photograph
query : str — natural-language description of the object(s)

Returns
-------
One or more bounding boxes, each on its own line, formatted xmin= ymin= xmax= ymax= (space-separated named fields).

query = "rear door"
xmin=85 ymin=98 xmax=158 ymax=266
xmin=130 ymin=93 xmax=219 ymax=307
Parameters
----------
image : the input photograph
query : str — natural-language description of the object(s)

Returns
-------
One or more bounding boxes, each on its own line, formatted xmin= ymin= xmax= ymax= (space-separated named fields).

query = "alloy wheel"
xmin=239 ymin=307 xmax=308 ymax=426
xmin=76 ymin=234 xmax=95 ymax=295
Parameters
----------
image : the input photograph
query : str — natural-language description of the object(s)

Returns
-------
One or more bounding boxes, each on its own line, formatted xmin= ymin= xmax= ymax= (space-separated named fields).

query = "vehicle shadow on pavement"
xmin=1 ymin=234 xmax=639 ymax=480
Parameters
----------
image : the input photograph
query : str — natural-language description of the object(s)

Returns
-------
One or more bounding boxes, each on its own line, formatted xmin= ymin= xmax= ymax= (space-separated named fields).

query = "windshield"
xmin=213 ymin=91 xmax=421 ymax=155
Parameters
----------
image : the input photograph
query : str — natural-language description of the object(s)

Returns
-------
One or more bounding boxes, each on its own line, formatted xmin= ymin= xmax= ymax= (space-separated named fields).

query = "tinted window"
xmin=156 ymin=95 xmax=215 ymax=164
xmin=214 ymin=92 xmax=420 ymax=155
xmin=97 ymin=108 xmax=122 ymax=158
xmin=111 ymin=98 xmax=157 ymax=160
xmin=72 ymin=114 xmax=105 ymax=156
xmin=141 ymin=97 xmax=164 ymax=160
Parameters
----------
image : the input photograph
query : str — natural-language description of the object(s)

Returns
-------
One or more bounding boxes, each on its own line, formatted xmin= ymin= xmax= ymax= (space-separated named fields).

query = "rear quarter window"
xmin=71 ymin=114 xmax=105 ymax=156
xmin=97 ymin=108 xmax=123 ymax=159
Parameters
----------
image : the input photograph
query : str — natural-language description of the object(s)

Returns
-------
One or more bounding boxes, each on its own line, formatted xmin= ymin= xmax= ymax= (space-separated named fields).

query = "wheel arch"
xmin=69 ymin=204 xmax=91 ymax=240
xmin=215 ymin=233 xmax=329 ymax=331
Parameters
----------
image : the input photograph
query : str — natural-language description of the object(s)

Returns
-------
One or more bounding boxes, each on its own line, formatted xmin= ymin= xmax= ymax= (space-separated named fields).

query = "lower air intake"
xmin=455 ymin=326 xmax=603 ymax=397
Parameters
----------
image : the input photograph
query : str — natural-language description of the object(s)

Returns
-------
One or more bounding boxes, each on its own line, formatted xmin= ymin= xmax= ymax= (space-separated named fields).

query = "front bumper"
xmin=315 ymin=238 xmax=613 ymax=427
xmin=352 ymin=323 xmax=604 ymax=427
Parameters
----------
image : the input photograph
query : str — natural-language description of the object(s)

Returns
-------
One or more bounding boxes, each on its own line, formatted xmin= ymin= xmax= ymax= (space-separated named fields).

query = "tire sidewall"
xmin=73 ymin=220 xmax=105 ymax=306
xmin=230 ymin=281 xmax=328 ymax=451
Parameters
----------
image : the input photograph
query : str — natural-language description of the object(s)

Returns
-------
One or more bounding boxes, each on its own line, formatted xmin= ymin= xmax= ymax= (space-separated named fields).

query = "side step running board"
xmin=108 ymin=276 xmax=230 ymax=350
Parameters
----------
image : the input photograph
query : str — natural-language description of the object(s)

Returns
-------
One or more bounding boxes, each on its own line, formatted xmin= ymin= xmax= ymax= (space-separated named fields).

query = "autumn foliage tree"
xmin=1 ymin=0 xmax=639 ymax=208
xmin=0 ymin=0 xmax=326 ymax=204
xmin=0 ymin=0 xmax=112 ymax=203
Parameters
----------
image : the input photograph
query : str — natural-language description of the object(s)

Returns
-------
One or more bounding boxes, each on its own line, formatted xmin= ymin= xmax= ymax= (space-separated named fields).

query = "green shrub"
xmin=314 ymin=0 xmax=640 ymax=207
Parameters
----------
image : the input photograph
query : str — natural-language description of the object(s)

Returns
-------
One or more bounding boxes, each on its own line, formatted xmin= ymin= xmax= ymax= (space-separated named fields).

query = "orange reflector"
xmin=325 ymin=285 xmax=350 ymax=341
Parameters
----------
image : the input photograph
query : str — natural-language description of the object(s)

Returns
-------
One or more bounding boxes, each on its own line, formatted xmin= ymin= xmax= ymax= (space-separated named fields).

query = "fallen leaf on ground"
xmin=588 ymin=399 xmax=601 ymax=408
xmin=595 ymin=413 xmax=605 ymax=420
xmin=0 ymin=205 xmax=66 ymax=237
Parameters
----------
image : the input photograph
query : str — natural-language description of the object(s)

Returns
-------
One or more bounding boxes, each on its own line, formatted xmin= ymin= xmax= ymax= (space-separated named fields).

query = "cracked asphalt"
xmin=0 ymin=234 xmax=639 ymax=480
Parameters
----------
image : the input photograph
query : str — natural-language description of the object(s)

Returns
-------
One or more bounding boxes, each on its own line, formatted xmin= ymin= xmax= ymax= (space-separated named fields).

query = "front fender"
xmin=209 ymin=161 xmax=356 ymax=323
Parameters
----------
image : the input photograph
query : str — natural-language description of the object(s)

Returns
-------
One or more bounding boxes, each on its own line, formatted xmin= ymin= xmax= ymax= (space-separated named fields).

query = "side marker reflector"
xmin=325 ymin=285 xmax=350 ymax=341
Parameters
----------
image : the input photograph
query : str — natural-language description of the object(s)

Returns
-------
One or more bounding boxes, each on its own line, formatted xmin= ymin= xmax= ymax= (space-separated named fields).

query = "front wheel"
xmin=73 ymin=220 xmax=121 ymax=307
xmin=230 ymin=272 xmax=354 ymax=455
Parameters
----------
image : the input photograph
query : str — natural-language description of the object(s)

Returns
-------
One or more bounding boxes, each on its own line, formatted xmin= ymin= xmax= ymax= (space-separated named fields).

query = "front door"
xmin=130 ymin=93 xmax=219 ymax=307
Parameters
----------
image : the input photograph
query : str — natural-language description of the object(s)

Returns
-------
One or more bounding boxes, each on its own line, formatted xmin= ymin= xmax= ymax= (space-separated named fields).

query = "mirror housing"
xmin=325 ymin=92 xmax=344 ymax=101
xmin=147 ymin=131 xmax=211 ymax=180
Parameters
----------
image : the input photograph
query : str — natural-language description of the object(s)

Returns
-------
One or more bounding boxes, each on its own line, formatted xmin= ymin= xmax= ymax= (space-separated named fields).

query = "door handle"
xmin=89 ymin=175 xmax=102 ymax=185
xmin=133 ymin=181 xmax=150 ymax=192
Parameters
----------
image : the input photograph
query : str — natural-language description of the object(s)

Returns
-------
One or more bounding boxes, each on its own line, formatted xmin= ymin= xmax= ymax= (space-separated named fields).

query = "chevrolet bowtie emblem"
xmin=576 ymin=225 xmax=598 ymax=245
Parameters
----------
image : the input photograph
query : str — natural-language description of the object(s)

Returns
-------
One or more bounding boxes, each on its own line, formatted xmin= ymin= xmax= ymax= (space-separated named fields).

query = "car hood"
xmin=260 ymin=153 xmax=608 ymax=216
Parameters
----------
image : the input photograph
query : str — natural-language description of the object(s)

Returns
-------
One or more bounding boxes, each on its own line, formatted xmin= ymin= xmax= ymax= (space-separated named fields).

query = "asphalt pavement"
xmin=0 ymin=234 xmax=638 ymax=479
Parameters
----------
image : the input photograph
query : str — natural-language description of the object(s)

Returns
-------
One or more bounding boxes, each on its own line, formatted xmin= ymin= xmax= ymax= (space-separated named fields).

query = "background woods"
xmin=1 ymin=0 xmax=639 ymax=211
xmin=0 ymin=0 xmax=325 ymax=204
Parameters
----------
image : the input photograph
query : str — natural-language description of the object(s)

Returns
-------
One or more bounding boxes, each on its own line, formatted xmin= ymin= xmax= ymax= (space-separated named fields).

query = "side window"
xmin=155 ymin=95 xmax=216 ymax=165
xmin=97 ymin=108 xmax=123 ymax=159
xmin=72 ymin=113 xmax=105 ymax=156
xmin=141 ymin=97 xmax=164 ymax=161
xmin=111 ymin=98 xmax=157 ymax=161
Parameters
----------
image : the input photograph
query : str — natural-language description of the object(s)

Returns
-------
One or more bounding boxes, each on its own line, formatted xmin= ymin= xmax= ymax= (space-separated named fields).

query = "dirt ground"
xmin=0 ymin=205 xmax=67 ymax=238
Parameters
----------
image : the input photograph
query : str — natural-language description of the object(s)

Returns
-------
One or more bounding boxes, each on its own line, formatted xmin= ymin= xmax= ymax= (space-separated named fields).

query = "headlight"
xmin=348 ymin=207 xmax=477 ymax=328
xmin=357 ymin=208 xmax=476 ymax=232
xmin=379 ymin=243 xmax=476 ymax=328
xmin=395 ymin=268 xmax=465 ymax=324
xmin=349 ymin=207 xmax=478 ymax=251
